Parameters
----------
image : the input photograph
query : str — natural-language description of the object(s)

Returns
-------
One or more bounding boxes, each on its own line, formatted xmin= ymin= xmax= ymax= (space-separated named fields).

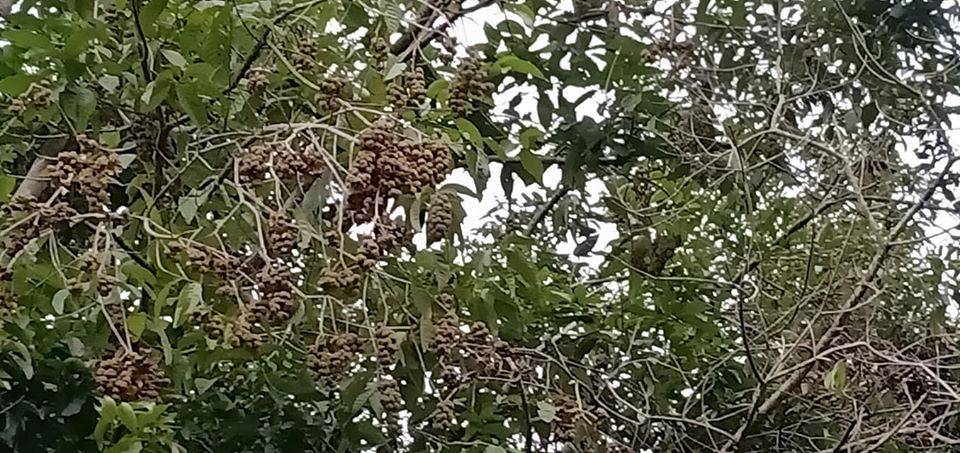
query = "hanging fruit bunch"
xmin=92 ymin=348 xmax=169 ymax=402
xmin=306 ymin=332 xmax=363 ymax=387
xmin=247 ymin=262 xmax=297 ymax=325
xmin=346 ymin=118 xmax=451 ymax=223
xmin=426 ymin=191 xmax=455 ymax=244
xmin=449 ymin=52 xmax=495 ymax=116
xmin=317 ymin=75 xmax=347 ymax=112
xmin=8 ymin=80 xmax=54 ymax=113
xmin=168 ymin=240 xmax=245 ymax=296
xmin=49 ymin=135 xmax=122 ymax=210
xmin=1 ymin=195 xmax=77 ymax=257
xmin=0 ymin=270 xmax=17 ymax=323
xmin=387 ymin=66 xmax=427 ymax=110
xmin=237 ymin=142 xmax=326 ymax=184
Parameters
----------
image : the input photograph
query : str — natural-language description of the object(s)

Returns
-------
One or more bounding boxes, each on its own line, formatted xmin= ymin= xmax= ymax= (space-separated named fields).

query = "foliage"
xmin=1 ymin=0 xmax=960 ymax=451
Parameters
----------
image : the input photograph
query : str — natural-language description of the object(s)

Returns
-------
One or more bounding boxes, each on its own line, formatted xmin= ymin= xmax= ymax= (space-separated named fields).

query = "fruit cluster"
xmin=50 ymin=135 xmax=122 ymax=209
xmin=267 ymin=212 xmax=298 ymax=257
xmin=430 ymin=399 xmax=457 ymax=431
xmin=9 ymin=80 xmax=54 ymax=113
xmin=355 ymin=219 xmax=410 ymax=269
xmin=246 ymin=68 xmax=270 ymax=91
xmin=426 ymin=192 xmax=454 ymax=243
xmin=248 ymin=263 xmax=297 ymax=325
xmin=237 ymin=143 xmax=325 ymax=184
xmin=374 ymin=325 xmax=400 ymax=368
xmin=93 ymin=348 xmax=168 ymax=401
xmin=369 ymin=37 xmax=389 ymax=71
xmin=293 ymin=42 xmax=318 ymax=73
xmin=168 ymin=240 xmax=242 ymax=296
xmin=74 ymin=249 xmax=112 ymax=297
xmin=317 ymin=263 xmax=362 ymax=290
xmin=377 ymin=377 xmax=403 ymax=435
xmin=190 ymin=309 xmax=226 ymax=340
xmin=387 ymin=67 xmax=427 ymax=109
xmin=347 ymin=118 xmax=451 ymax=222
xmin=228 ymin=314 xmax=266 ymax=349
xmin=449 ymin=53 xmax=494 ymax=116
xmin=306 ymin=332 xmax=362 ymax=386
xmin=317 ymin=76 xmax=346 ymax=112
xmin=0 ymin=270 xmax=16 ymax=321
xmin=553 ymin=396 xmax=580 ymax=443
xmin=1 ymin=195 xmax=77 ymax=257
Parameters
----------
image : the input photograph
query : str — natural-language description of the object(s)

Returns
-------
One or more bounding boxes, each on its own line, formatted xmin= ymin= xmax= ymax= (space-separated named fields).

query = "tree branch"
xmin=719 ymin=156 xmax=960 ymax=452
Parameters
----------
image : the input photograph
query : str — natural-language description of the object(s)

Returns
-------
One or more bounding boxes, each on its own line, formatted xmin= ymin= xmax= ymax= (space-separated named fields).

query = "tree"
xmin=1 ymin=0 xmax=959 ymax=450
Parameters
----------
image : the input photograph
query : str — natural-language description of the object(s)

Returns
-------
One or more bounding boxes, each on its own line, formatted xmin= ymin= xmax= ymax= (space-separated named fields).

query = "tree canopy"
xmin=1 ymin=0 xmax=960 ymax=451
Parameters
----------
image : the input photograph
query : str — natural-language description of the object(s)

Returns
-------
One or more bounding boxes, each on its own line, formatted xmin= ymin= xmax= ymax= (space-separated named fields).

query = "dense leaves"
xmin=1 ymin=0 xmax=960 ymax=451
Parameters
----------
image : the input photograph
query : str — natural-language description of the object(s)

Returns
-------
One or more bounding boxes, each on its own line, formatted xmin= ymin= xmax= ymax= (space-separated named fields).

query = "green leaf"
xmin=61 ymin=86 xmax=97 ymax=131
xmin=94 ymin=397 xmax=118 ymax=444
xmin=426 ymin=79 xmax=448 ymax=100
xmin=10 ymin=342 xmax=33 ymax=379
xmin=862 ymin=102 xmax=879 ymax=127
xmin=0 ymin=174 xmax=16 ymax=202
xmin=117 ymin=402 xmax=138 ymax=430
xmin=0 ymin=74 xmax=37 ymax=96
xmin=456 ymin=118 xmax=482 ymax=148
xmin=519 ymin=127 xmax=543 ymax=149
xmin=173 ymin=282 xmax=202 ymax=327
xmin=824 ymin=361 xmax=847 ymax=392
xmin=484 ymin=447 xmax=507 ymax=453
xmin=139 ymin=0 xmax=168 ymax=36
xmin=537 ymin=401 xmax=557 ymax=422
xmin=194 ymin=377 xmax=218 ymax=394
xmin=519 ymin=148 xmax=544 ymax=184
xmin=127 ymin=313 xmax=148 ymax=340
xmin=52 ymin=289 xmax=70 ymax=315
xmin=495 ymin=55 xmax=545 ymax=79
xmin=62 ymin=27 xmax=96 ymax=60
xmin=176 ymin=84 xmax=208 ymax=126
xmin=384 ymin=62 xmax=406 ymax=81
xmin=160 ymin=49 xmax=188 ymax=69
xmin=98 ymin=75 xmax=120 ymax=92
xmin=4 ymin=29 xmax=54 ymax=51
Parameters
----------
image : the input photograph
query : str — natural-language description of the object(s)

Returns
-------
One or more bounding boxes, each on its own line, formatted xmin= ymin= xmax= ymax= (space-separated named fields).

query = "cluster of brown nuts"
xmin=553 ymin=396 xmax=580 ymax=443
xmin=426 ymin=192 xmax=454 ymax=244
xmin=267 ymin=212 xmax=298 ymax=257
xmin=237 ymin=143 xmax=325 ymax=184
xmin=377 ymin=377 xmax=403 ymax=435
xmin=387 ymin=67 xmax=427 ymax=109
xmin=449 ymin=53 xmax=494 ymax=116
xmin=248 ymin=263 xmax=296 ymax=325
xmin=1 ymin=195 xmax=77 ymax=257
xmin=306 ymin=332 xmax=362 ymax=386
xmin=190 ymin=309 xmax=227 ymax=340
xmin=72 ymin=249 xmax=113 ymax=297
xmin=227 ymin=314 xmax=266 ymax=349
xmin=317 ymin=76 xmax=346 ymax=112
xmin=433 ymin=312 xmax=461 ymax=360
xmin=0 ymin=270 xmax=16 ymax=321
xmin=317 ymin=263 xmax=362 ymax=290
xmin=369 ymin=36 xmax=389 ymax=71
xmin=9 ymin=80 xmax=54 ymax=113
xmin=355 ymin=219 xmax=409 ymax=270
xmin=93 ymin=348 xmax=168 ymax=401
xmin=168 ymin=240 xmax=242 ymax=296
xmin=246 ymin=68 xmax=270 ymax=91
xmin=293 ymin=42 xmax=318 ymax=73
xmin=431 ymin=398 xmax=457 ymax=431
xmin=346 ymin=118 xmax=451 ymax=222
xmin=49 ymin=135 xmax=122 ymax=209
xmin=374 ymin=325 xmax=400 ymax=368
